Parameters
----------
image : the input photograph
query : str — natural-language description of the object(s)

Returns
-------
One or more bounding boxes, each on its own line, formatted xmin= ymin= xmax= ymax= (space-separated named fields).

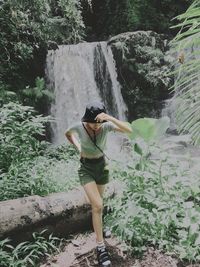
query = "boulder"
xmin=108 ymin=31 xmax=174 ymax=120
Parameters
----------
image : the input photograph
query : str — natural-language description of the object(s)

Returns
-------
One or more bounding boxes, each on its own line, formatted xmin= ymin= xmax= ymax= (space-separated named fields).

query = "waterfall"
xmin=46 ymin=41 xmax=128 ymax=145
xmin=161 ymin=96 xmax=177 ymax=133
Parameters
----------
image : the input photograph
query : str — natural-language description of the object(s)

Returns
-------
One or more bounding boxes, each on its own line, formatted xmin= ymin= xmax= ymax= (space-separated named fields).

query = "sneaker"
xmin=96 ymin=246 xmax=111 ymax=267
xmin=103 ymin=227 xmax=111 ymax=238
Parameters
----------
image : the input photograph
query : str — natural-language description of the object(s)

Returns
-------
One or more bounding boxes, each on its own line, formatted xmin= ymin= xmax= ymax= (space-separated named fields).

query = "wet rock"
xmin=48 ymin=41 xmax=59 ymax=50
xmin=108 ymin=31 xmax=174 ymax=121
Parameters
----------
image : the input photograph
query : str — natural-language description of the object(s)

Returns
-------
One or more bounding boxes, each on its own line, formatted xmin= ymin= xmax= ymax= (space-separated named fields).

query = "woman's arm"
xmin=65 ymin=131 xmax=81 ymax=152
xmin=95 ymin=113 xmax=132 ymax=134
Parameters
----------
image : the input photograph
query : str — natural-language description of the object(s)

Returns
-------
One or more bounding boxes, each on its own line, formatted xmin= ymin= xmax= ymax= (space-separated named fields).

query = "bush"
xmin=0 ymin=84 xmax=19 ymax=106
xmin=21 ymin=77 xmax=54 ymax=113
xmin=105 ymin=142 xmax=200 ymax=261
xmin=0 ymin=154 xmax=79 ymax=201
xmin=0 ymin=102 xmax=50 ymax=172
xmin=0 ymin=102 xmax=80 ymax=200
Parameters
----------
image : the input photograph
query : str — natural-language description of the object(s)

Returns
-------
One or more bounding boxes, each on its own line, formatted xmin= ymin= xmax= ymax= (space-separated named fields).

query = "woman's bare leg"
xmin=83 ymin=182 xmax=104 ymax=242
xmin=97 ymin=184 xmax=106 ymax=198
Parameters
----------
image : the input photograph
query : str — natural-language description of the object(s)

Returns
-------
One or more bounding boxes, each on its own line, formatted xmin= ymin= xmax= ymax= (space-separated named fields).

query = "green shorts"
xmin=78 ymin=156 xmax=109 ymax=186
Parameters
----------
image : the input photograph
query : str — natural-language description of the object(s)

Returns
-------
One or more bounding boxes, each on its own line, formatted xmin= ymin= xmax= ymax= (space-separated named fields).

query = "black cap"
xmin=81 ymin=101 xmax=107 ymax=123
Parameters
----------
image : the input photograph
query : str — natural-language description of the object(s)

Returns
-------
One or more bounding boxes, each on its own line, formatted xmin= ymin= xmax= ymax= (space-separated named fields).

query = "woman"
xmin=65 ymin=101 xmax=132 ymax=267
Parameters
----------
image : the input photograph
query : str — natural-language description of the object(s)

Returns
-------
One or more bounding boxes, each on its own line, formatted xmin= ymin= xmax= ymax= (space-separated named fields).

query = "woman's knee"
xmin=92 ymin=198 xmax=103 ymax=213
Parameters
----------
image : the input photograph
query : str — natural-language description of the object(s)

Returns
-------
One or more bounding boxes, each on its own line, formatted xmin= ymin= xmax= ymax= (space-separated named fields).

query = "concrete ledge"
xmin=0 ymin=181 xmax=122 ymax=242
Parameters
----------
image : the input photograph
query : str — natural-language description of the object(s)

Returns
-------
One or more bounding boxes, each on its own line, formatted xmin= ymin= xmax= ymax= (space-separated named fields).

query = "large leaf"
xmin=129 ymin=118 xmax=156 ymax=142
xmin=129 ymin=117 xmax=170 ymax=142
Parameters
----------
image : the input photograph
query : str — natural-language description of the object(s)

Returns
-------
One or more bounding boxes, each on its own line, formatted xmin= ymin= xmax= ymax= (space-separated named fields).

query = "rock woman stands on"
xmin=65 ymin=101 xmax=132 ymax=267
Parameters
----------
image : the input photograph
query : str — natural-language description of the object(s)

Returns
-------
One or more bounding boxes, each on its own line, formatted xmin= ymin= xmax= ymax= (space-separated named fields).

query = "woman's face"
xmin=87 ymin=122 xmax=102 ymax=131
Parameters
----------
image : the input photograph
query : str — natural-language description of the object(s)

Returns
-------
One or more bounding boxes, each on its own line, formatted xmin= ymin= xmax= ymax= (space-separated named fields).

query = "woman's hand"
xmin=95 ymin=112 xmax=112 ymax=122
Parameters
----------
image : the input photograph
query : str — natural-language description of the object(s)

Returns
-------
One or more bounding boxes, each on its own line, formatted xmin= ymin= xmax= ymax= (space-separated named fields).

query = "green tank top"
xmin=66 ymin=122 xmax=116 ymax=158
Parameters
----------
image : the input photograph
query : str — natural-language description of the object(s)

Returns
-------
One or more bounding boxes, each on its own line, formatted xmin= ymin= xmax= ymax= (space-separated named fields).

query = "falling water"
xmin=46 ymin=41 xmax=128 ymax=145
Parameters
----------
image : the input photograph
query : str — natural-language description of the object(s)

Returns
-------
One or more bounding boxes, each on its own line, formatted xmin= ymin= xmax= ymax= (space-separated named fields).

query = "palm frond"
xmin=169 ymin=0 xmax=200 ymax=145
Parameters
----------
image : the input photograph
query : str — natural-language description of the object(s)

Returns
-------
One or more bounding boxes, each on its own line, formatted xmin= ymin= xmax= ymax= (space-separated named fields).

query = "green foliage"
xmin=0 ymin=84 xmax=19 ymax=106
xmin=21 ymin=77 xmax=54 ymax=111
xmin=0 ymin=230 xmax=64 ymax=267
xmin=89 ymin=0 xmax=191 ymax=39
xmin=0 ymin=0 xmax=85 ymax=89
xmin=0 ymin=153 xmax=79 ymax=201
xmin=0 ymin=102 xmax=79 ymax=201
xmin=105 ymin=143 xmax=200 ymax=261
xmin=57 ymin=0 xmax=85 ymax=43
xmin=0 ymin=102 xmax=50 ymax=172
xmin=45 ymin=144 xmax=78 ymax=160
xmin=127 ymin=117 xmax=170 ymax=171
xmin=169 ymin=0 xmax=200 ymax=145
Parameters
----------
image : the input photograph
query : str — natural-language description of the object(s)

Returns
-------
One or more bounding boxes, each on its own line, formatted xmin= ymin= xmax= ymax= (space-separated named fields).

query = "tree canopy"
xmin=0 ymin=0 xmax=85 ymax=90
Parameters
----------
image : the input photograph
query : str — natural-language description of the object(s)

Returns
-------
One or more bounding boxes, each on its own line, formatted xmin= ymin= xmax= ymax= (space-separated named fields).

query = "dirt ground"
xmin=40 ymin=232 xmax=200 ymax=267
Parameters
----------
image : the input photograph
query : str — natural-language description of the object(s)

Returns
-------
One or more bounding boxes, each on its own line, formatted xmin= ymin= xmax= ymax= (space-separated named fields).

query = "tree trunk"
xmin=0 ymin=181 xmax=122 ymax=243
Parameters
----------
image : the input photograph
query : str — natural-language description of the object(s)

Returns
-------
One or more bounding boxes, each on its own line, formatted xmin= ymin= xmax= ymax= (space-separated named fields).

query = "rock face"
xmin=108 ymin=31 xmax=174 ymax=121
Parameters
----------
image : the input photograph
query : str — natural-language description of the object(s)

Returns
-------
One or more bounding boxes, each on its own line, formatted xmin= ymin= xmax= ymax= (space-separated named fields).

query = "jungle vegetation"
xmin=1 ymin=0 xmax=200 ymax=265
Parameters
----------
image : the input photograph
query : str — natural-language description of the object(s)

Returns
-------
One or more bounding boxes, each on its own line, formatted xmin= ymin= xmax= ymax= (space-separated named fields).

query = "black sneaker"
xmin=96 ymin=246 xmax=111 ymax=267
